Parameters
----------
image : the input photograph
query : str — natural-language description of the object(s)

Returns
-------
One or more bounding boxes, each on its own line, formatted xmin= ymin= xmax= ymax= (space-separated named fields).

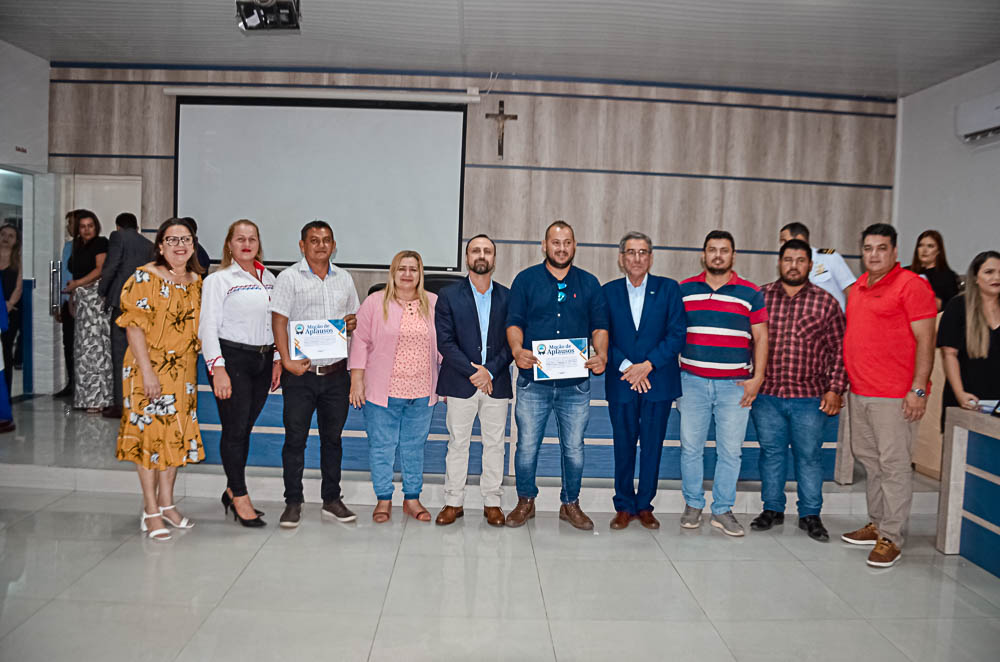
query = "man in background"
xmin=779 ymin=222 xmax=856 ymax=312
xmin=98 ymin=212 xmax=153 ymax=418
xmin=53 ymin=210 xmax=79 ymax=398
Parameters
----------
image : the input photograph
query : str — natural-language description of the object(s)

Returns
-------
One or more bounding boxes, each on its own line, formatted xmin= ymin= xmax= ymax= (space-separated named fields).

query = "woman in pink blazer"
xmin=348 ymin=250 xmax=441 ymax=523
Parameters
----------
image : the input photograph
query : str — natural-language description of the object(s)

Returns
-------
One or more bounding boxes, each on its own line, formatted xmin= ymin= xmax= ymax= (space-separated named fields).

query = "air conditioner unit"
xmin=955 ymin=91 xmax=1000 ymax=144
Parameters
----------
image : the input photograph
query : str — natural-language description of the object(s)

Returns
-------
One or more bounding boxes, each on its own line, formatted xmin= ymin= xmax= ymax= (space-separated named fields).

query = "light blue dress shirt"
xmin=470 ymin=278 xmax=493 ymax=368
xmin=619 ymin=274 xmax=647 ymax=371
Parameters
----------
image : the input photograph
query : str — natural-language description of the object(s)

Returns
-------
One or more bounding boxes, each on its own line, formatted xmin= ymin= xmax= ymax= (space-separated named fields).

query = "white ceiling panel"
xmin=1 ymin=0 xmax=999 ymax=97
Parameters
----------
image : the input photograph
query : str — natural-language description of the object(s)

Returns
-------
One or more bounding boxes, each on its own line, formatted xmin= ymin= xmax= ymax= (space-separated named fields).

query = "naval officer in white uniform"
xmin=779 ymin=222 xmax=856 ymax=311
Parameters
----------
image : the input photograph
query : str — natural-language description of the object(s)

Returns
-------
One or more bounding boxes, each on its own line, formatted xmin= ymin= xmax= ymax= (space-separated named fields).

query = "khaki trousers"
xmin=443 ymin=390 xmax=510 ymax=508
xmin=849 ymin=393 xmax=920 ymax=546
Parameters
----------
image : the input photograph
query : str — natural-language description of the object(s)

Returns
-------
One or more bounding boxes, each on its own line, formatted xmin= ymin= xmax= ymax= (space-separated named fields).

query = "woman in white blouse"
xmin=199 ymin=220 xmax=280 ymax=527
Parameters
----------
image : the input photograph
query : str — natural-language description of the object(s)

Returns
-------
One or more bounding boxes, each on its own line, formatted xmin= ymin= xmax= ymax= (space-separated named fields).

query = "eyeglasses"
xmin=556 ymin=281 xmax=567 ymax=303
xmin=622 ymin=249 xmax=651 ymax=258
xmin=163 ymin=236 xmax=193 ymax=246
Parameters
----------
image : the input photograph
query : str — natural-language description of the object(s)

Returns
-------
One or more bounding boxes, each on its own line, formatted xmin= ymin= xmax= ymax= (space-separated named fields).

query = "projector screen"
xmin=175 ymin=98 xmax=466 ymax=270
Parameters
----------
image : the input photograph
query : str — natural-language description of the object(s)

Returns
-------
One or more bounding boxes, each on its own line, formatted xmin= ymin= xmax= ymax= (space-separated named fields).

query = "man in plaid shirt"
xmin=749 ymin=238 xmax=847 ymax=542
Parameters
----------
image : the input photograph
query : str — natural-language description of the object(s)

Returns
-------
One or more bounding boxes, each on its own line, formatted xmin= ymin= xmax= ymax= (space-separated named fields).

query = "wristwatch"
xmin=910 ymin=388 xmax=927 ymax=398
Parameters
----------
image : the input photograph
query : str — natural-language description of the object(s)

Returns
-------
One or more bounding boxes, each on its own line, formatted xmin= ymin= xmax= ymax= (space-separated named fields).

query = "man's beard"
xmin=780 ymin=271 xmax=809 ymax=287
xmin=705 ymin=263 xmax=730 ymax=276
xmin=469 ymin=259 xmax=493 ymax=275
xmin=545 ymin=253 xmax=574 ymax=270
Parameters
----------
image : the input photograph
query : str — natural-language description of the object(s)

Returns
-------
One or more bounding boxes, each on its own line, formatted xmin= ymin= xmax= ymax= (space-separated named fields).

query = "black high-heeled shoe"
xmin=221 ymin=491 xmax=264 ymax=517
xmin=232 ymin=508 xmax=267 ymax=528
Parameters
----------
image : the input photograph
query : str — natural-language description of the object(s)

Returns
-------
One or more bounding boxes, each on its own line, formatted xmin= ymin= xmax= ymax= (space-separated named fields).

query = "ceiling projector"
xmin=236 ymin=0 xmax=301 ymax=32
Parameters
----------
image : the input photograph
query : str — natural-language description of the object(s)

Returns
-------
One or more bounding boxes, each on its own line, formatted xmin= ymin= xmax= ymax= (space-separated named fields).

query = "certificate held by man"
xmin=290 ymin=319 xmax=348 ymax=361
xmin=532 ymin=338 xmax=589 ymax=381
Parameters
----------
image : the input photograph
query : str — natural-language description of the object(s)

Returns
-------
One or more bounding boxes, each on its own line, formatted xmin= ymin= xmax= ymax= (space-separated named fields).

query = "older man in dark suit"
xmin=98 ymin=212 xmax=153 ymax=418
xmin=434 ymin=234 xmax=514 ymax=526
xmin=603 ymin=231 xmax=686 ymax=530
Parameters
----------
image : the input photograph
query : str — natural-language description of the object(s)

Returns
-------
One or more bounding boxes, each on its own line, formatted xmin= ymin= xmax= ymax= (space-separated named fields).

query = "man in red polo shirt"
xmin=842 ymin=223 xmax=936 ymax=567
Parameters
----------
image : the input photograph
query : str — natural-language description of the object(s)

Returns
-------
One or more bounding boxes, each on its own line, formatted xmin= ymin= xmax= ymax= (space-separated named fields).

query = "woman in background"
xmin=116 ymin=218 xmax=204 ymax=541
xmin=938 ymin=250 xmax=1000 ymax=420
xmin=349 ymin=250 xmax=441 ymax=524
xmin=0 ymin=224 xmax=23 ymax=395
xmin=907 ymin=230 xmax=960 ymax=311
xmin=64 ymin=211 xmax=112 ymax=412
xmin=199 ymin=220 xmax=279 ymax=527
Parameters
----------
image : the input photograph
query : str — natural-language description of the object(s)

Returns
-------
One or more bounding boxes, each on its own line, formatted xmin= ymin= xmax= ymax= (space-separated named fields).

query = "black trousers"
xmin=208 ymin=344 xmax=272 ymax=497
xmin=60 ymin=301 xmax=75 ymax=387
xmin=109 ymin=307 xmax=128 ymax=407
xmin=281 ymin=367 xmax=349 ymax=504
xmin=1 ymin=306 xmax=20 ymax=393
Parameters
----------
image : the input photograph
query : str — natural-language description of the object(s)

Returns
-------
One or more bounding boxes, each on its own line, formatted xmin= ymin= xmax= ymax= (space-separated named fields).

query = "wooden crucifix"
xmin=485 ymin=100 xmax=517 ymax=160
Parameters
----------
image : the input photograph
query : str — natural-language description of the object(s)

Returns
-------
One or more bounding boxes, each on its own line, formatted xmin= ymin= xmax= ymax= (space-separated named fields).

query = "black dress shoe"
xmin=101 ymin=406 xmax=122 ymax=419
xmin=221 ymin=491 xmax=264 ymax=517
xmin=798 ymin=515 xmax=830 ymax=542
xmin=53 ymin=384 xmax=74 ymax=398
xmin=749 ymin=509 xmax=784 ymax=531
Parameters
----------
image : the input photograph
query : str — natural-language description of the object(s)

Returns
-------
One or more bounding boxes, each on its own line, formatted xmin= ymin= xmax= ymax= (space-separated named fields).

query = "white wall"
xmin=0 ymin=39 xmax=49 ymax=172
xmin=895 ymin=59 xmax=1000 ymax=275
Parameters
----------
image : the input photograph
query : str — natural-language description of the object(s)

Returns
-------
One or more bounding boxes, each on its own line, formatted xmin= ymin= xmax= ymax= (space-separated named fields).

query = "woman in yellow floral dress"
xmin=116 ymin=218 xmax=205 ymax=541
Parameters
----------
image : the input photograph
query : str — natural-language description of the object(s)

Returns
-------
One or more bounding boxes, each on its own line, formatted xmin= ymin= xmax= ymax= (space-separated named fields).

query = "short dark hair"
xmin=180 ymin=216 xmax=198 ymax=233
xmin=115 ymin=212 xmax=138 ymax=230
xmin=153 ymin=217 xmax=204 ymax=275
xmin=544 ymin=220 xmax=574 ymax=240
xmin=703 ymin=230 xmax=735 ymax=250
xmin=779 ymin=238 xmax=812 ymax=260
xmin=301 ymin=219 xmax=333 ymax=241
xmin=780 ymin=222 xmax=810 ymax=240
xmin=465 ymin=234 xmax=496 ymax=254
xmin=75 ymin=209 xmax=101 ymax=236
xmin=861 ymin=223 xmax=897 ymax=247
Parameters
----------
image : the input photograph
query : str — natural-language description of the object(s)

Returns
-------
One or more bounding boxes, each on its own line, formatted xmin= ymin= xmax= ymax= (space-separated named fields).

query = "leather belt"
xmin=219 ymin=338 xmax=276 ymax=354
xmin=306 ymin=360 xmax=346 ymax=376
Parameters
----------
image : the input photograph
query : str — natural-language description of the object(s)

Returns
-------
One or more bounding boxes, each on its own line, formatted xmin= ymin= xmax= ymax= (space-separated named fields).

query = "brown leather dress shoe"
xmin=483 ymin=506 xmax=505 ymax=527
xmin=610 ymin=511 xmax=633 ymax=530
xmin=637 ymin=510 xmax=660 ymax=529
xmin=505 ymin=497 xmax=535 ymax=528
xmin=559 ymin=501 xmax=594 ymax=530
xmin=435 ymin=505 xmax=464 ymax=526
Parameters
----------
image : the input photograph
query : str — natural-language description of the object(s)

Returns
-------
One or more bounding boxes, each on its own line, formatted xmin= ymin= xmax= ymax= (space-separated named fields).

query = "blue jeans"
xmin=750 ymin=394 xmax=827 ymax=516
xmin=677 ymin=371 xmax=750 ymax=515
xmin=363 ymin=397 xmax=433 ymax=500
xmin=514 ymin=377 xmax=590 ymax=504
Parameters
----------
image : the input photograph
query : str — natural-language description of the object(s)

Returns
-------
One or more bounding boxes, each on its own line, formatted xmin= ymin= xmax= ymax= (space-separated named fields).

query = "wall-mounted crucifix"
xmin=485 ymin=100 xmax=517 ymax=160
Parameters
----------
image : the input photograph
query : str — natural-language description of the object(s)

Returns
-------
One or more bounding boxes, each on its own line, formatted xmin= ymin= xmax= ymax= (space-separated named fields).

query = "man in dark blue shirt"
xmin=505 ymin=220 xmax=609 ymax=530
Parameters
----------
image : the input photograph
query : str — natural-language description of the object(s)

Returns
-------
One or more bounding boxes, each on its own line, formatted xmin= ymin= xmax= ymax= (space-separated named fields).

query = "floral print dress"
xmin=115 ymin=266 xmax=204 ymax=469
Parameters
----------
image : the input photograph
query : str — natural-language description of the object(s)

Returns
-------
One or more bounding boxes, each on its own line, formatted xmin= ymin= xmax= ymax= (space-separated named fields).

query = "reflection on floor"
xmin=0 ymin=487 xmax=999 ymax=661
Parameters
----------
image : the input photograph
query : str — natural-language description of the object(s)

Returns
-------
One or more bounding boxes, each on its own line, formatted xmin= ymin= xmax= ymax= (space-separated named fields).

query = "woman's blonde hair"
xmin=220 ymin=219 xmax=263 ymax=268
xmin=383 ymin=250 xmax=429 ymax=320
xmin=965 ymin=250 xmax=1000 ymax=359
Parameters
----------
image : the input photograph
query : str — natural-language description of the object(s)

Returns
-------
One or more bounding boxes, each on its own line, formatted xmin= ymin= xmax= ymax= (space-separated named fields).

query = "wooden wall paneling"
xmin=48 ymin=156 xmax=174 ymax=230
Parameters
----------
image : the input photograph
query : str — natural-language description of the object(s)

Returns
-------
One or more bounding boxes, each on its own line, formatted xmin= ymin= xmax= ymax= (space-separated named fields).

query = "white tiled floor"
xmin=1 ymin=487 xmax=999 ymax=661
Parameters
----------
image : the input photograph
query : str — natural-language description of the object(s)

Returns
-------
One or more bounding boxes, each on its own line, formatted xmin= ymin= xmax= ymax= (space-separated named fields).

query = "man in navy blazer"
xmin=603 ymin=231 xmax=686 ymax=530
xmin=435 ymin=235 xmax=514 ymax=527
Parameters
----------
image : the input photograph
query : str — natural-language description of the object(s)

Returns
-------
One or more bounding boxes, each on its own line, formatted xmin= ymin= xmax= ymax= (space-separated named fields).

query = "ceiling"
xmin=2 ymin=0 xmax=999 ymax=98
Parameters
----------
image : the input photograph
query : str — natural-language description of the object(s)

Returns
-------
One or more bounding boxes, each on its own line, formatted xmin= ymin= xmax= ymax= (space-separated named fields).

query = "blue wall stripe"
xmin=49 ymin=77 xmax=893 ymax=119
xmin=49 ymin=153 xmax=175 ymax=160
xmin=962 ymin=473 xmax=1000 ymax=526
xmin=967 ymin=431 xmax=1000 ymax=477
xmin=466 ymin=163 xmax=892 ymax=191
xmin=49 ymin=62 xmax=898 ymax=104
xmin=485 ymin=238 xmax=862 ymax=260
xmin=960 ymin=517 xmax=1000 ymax=578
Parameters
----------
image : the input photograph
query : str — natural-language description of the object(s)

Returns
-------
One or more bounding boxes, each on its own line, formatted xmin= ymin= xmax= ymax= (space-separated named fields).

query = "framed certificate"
xmin=532 ymin=338 xmax=589 ymax=381
xmin=290 ymin=319 xmax=348 ymax=360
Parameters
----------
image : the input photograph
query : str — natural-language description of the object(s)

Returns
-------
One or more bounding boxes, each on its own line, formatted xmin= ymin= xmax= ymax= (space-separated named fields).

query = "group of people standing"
xmin=78 ymin=211 xmax=996 ymax=571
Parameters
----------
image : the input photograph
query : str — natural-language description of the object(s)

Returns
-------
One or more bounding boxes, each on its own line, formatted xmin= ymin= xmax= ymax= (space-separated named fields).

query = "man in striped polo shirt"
xmin=677 ymin=230 xmax=769 ymax=536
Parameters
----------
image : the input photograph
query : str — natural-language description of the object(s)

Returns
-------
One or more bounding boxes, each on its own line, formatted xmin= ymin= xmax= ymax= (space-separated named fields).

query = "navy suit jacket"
xmin=603 ymin=274 xmax=687 ymax=403
xmin=435 ymin=279 xmax=514 ymax=399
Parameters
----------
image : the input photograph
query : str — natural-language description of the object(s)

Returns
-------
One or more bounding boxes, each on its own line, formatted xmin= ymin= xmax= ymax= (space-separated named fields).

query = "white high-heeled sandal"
xmin=140 ymin=511 xmax=171 ymax=541
xmin=160 ymin=505 xmax=194 ymax=529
